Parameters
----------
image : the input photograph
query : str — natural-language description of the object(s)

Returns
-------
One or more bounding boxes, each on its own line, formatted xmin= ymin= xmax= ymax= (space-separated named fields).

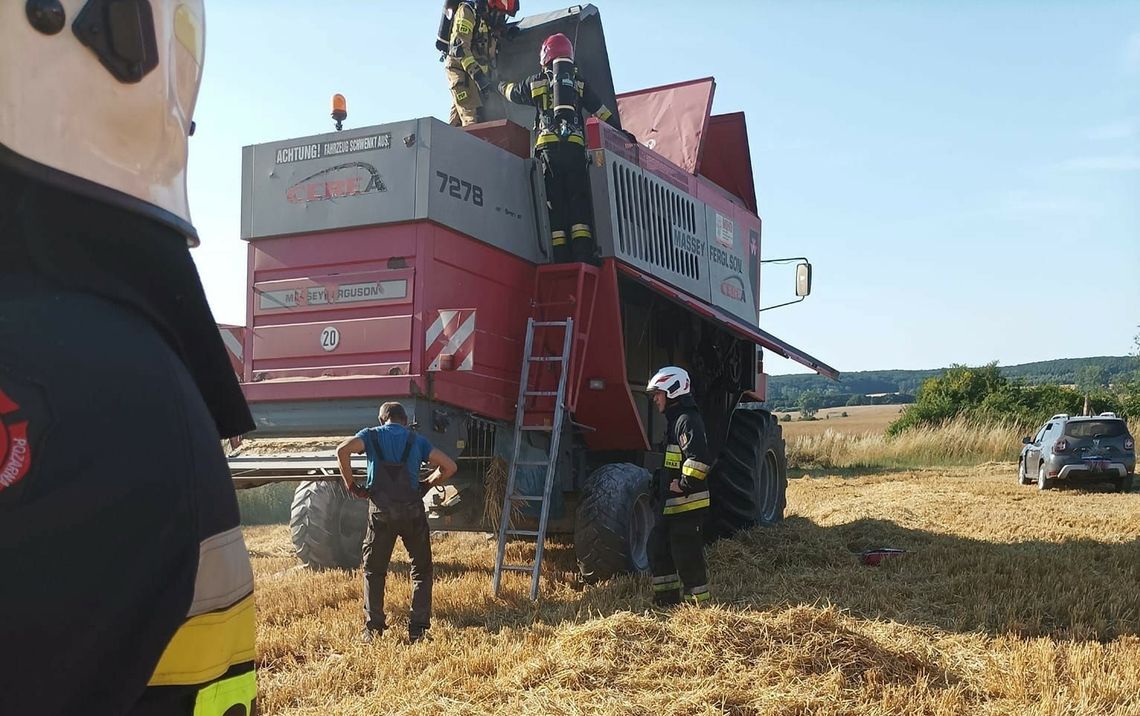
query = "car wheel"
xmin=1037 ymin=464 xmax=1050 ymax=491
xmin=1018 ymin=459 xmax=1032 ymax=485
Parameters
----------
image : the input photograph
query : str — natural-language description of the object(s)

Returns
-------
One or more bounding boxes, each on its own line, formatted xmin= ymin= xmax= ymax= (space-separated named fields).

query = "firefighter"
xmin=335 ymin=402 xmax=457 ymax=644
xmin=443 ymin=0 xmax=519 ymax=127
xmin=498 ymin=33 xmax=623 ymax=263
xmin=645 ymin=367 xmax=713 ymax=607
xmin=0 ymin=2 xmax=257 ymax=714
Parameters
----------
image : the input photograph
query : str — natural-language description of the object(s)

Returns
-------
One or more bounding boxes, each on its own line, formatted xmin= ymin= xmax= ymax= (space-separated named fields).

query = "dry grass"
xmin=247 ymin=463 xmax=1140 ymax=715
xmin=780 ymin=404 xmax=906 ymax=439
xmin=786 ymin=418 xmax=1024 ymax=470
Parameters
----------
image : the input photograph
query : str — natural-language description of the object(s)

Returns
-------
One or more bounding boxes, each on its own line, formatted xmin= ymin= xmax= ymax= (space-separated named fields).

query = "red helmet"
xmin=540 ymin=33 xmax=574 ymax=66
xmin=488 ymin=0 xmax=518 ymax=16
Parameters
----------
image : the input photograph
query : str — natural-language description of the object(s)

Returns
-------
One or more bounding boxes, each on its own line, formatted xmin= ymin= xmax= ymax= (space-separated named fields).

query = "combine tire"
xmin=574 ymin=463 xmax=654 ymax=582
xmin=290 ymin=480 xmax=369 ymax=570
xmin=706 ymin=408 xmax=787 ymax=540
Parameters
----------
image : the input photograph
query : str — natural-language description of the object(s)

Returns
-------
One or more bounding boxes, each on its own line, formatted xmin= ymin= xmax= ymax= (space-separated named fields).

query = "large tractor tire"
xmin=574 ymin=463 xmax=655 ymax=582
xmin=706 ymin=408 xmax=787 ymax=540
xmin=290 ymin=480 xmax=369 ymax=570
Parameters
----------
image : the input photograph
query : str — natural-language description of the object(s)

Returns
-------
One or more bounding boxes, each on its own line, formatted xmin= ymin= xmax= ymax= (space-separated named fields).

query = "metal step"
xmin=514 ymin=459 xmax=550 ymax=467
xmin=532 ymin=321 xmax=570 ymax=328
xmin=519 ymin=425 xmax=554 ymax=432
xmin=506 ymin=529 xmax=540 ymax=537
xmin=509 ymin=494 xmax=544 ymax=501
xmin=502 ymin=565 xmax=535 ymax=573
xmin=524 ymin=390 xmax=559 ymax=397
xmin=527 ymin=356 xmax=564 ymax=363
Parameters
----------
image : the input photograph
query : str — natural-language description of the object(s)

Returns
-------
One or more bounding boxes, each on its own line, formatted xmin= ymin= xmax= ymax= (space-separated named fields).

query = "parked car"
xmin=1018 ymin=413 xmax=1135 ymax=492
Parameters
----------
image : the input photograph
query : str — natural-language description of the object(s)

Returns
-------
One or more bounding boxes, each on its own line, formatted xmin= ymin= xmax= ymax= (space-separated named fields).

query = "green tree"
xmin=1075 ymin=365 xmax=1107 ymax=396
xmin=798 ymin=390 xmax=822 ymax=419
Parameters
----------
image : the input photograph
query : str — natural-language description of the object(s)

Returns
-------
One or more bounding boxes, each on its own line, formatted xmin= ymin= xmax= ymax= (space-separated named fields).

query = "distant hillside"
xmin=767 ymin=356 xmax=1135 ymax=410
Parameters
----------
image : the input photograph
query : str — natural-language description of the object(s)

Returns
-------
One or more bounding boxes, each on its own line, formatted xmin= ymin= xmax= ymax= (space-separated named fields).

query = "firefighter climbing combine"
xmin=225 ymin=5 xmax=838 ymax=597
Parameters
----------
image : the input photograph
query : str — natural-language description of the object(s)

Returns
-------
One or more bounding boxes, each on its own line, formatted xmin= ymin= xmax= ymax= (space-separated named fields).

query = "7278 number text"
xmin=436 ymin=171 xmax=483 ymax=207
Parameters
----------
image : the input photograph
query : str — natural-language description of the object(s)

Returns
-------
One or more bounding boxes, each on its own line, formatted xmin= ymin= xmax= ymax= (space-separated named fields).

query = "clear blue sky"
xmin=187 ymin=1 xmax=1140 ymax=377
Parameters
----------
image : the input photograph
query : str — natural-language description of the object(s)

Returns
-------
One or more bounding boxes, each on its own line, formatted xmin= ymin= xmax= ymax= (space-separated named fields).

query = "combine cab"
xmin=226 ymin=5 xmax=837 ymax=587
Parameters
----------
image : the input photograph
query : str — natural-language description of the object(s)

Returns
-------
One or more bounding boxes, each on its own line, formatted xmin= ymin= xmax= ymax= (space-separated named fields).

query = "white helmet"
xmin=646 ymin=366 xmax=691 ymax=399
xmin=1 ymin=0 xmax=206 ymax=244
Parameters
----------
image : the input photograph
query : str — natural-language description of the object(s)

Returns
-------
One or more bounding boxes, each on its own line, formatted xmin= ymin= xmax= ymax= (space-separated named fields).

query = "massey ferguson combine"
xmin=226 ymin=6 xmax=837 ymax=598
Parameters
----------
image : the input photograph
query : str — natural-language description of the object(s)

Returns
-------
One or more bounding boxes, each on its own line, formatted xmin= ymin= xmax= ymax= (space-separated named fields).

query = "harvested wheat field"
xmin=779 ymin=404 xmax=906 ymax=439
xmin=247 ymin=464 xmax=1140 ymax=715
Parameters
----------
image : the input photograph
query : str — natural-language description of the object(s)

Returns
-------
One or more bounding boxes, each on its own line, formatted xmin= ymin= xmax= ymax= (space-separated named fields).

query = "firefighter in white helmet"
xmin=0 ymin=2 xmax=256 ymax=714
xmin=645 ymin=366 xmax=714 ymax=606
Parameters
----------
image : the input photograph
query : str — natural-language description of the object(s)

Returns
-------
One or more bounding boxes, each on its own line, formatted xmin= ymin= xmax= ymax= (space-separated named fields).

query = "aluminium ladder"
xmin=491 ymin=316 xmax=574 ymax=601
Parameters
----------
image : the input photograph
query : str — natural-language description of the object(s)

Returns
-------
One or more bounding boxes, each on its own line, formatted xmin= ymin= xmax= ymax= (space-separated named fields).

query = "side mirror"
xmin=1022 ymin=437 xmax=1031 ymax=445
xmin=795 ymin=262 xmax=812 ymax=297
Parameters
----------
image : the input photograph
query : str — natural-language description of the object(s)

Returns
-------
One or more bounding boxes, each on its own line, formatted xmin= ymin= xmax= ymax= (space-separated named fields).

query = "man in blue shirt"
xmin=336 ymin=402 xmax=457 ymax=643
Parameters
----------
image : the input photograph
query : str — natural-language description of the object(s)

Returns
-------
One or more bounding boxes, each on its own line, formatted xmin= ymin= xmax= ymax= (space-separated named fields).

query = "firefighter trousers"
xmin=538 ymin=142 xmax=596 ymax=264
xmin=362 ymin=505 xmax=434 ymax=632
xmin=445 ymin=63 xmax=484 ymax=127
xmin=649 ymin=508 xmax=710 ymax=606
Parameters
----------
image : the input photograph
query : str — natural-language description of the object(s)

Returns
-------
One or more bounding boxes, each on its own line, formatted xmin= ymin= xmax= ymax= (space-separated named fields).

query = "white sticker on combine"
xmin=320 ymin=326 xmax=340 ymax=352
xmin=715 ymin=213 xmax=734 ymax=248
xmin=425 ymin=310 xmax=476 ymax=371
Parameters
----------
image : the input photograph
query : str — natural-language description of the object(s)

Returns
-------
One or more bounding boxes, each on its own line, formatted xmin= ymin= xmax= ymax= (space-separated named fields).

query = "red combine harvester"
xmin=225 ymin=6 xmax=837 ymax=597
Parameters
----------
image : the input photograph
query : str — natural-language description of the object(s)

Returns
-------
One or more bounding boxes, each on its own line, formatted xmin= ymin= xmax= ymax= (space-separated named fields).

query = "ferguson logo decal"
xmin=719 ymin=275 xmax=747 ymax=302
xmin=0 ymin=387 xmax=32 ymax=493
xmin=286 ymin=162 xmax=387 ymax=204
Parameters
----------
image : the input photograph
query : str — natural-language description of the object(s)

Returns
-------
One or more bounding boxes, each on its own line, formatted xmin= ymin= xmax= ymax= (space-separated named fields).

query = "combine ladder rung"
xmin=505 ymin=529 xmax=541 ymax=537
xmin=509 ymin=494 xmax=545 ymax=501
xmin=519 ymin=425 xmax=554 ymax=432
xmin=527 ymin=356 xmax=564 ymax=363
xmin=502 ymin=565 xmax=535 ymax=573
xmin=524 ymin=391 xmax=559 ymax=397
xmin=532 ymin=321 xmax=570 ymax=328
xmin=514 ymin=460 xmax=549 ymax=467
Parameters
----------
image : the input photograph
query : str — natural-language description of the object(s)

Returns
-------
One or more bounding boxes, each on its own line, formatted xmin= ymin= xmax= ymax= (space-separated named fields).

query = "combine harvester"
xmin=225 ymin=6 xmax=837 ymax=599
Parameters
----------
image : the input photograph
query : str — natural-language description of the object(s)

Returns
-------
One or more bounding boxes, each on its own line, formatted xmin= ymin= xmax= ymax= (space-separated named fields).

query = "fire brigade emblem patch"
xmin=0 ymin=386 xmax=33 ymax=494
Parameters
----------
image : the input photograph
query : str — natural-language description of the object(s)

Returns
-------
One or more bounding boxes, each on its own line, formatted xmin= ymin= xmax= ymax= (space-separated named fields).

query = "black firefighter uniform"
xmin=650 ymin=396 xmax=713 ymax=606
xmin=499 ymin=61 xmax=618 ymax=263
xmin=444 ymin=1 xmax=499 ymax=126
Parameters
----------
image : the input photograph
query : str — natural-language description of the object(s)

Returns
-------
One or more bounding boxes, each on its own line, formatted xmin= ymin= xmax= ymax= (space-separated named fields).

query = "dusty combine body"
xmin=225 ymin=6 xmax=836 ymax=582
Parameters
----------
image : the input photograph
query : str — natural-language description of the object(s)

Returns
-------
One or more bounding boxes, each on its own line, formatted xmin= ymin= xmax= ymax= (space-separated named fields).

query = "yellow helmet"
xmin=1 ymin=0 xmax=206 ymax=244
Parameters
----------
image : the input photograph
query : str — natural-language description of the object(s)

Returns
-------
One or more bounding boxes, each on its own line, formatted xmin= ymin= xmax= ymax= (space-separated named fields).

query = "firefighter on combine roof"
xmin=439 ymin=0 xmax=519 ymax=126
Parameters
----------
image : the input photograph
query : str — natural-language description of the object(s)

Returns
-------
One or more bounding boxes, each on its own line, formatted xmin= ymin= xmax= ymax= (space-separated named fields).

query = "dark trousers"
xmin=362 ymin=506 xmax=434 ymax=631
xmin=538 ymin=141 xmax=595 ymax=264
xmin=649 ymin=509 xmax=710 ymax=605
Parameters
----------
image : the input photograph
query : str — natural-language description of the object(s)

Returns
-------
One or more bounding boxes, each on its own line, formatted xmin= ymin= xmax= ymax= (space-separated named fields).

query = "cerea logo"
xmin=719 ymin=275 xmax=747 ymax=302
xmin=286 ymin=162 xmax=387 ymax=204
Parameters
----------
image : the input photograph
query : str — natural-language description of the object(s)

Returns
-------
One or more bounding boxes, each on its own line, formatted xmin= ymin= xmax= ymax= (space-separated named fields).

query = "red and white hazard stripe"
xmin=217 ymin=324 xmax=245 ymax=380
xmin=425 ymin=309 xmax=476 ymax=372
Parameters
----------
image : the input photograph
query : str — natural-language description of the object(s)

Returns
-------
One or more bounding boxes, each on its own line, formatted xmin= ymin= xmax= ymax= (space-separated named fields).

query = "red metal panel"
xmin=252 ymin=316 xmax=411 ymax=361
xmin=574 ymin=261 xmax=649 ymax=451
xmin=462 ymin=119 xmax=533 ymax=159
xmin=616 ymin=78 xmax=715 ymax=175
xmin=699 ymin=113 xmax=758 ymax=214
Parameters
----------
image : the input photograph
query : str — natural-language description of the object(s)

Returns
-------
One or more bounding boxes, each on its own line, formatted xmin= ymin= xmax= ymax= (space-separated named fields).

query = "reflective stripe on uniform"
xmin=149 ymin=595 xmax=256 ymax=686
xmin=530 ymin=79 xmax=549 ymax=97
xmin=567 ymin=133 xmax=585 ymax=145
xmin=461 ymin=55 xmax=478 ymax=71
xmin=455 ymin=18 xmax=474 ymax=35
xmin=551 ymin=230 xmax=567 ymax=246
xmin=663 ymin=490 xmax=710 ymax=515
xmin=684 ymin=584 xmax=711 ymax=603
xmin=595 ymin=105 xmax=613 ymax=122
xmin=502 ymin=82 xmax=516 ymax=97
xmin=681 ymin=458 xmax=711 ymax=481
xmin=189 ymin=527 xmax=254 ymax=617
xmin=653 ymin=573 xmax=681 ymax=592
xmin=570 ymin=223 xmax=592 ymax=239
xmin=193 ymin=670 xmax=256 ymax=716
xmin=664 ymin=444 xmax=681 ymax=469
xmin=536 ymin=132 xmax=560 ymax=147
xmin=553 ymin=104 xmax=576 ymax=114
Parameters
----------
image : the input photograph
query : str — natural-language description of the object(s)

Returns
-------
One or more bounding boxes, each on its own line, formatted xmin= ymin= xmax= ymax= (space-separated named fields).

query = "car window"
xmin=1037 ymin=423 xmax=1054 ymax=443
xmin=1033 ymin=425 xmax=1048 ymax=443
xmin=1064 ymin=420 xmax=1126 ymax=438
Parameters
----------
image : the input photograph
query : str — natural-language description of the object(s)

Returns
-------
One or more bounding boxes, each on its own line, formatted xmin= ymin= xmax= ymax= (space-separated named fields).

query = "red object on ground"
xmin=860 ymin=548 xmax=907 ymax=566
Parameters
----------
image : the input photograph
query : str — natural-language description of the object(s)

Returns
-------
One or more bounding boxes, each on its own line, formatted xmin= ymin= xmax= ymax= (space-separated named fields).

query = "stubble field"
xmin=246 ymin=462 xmax=1140 ymax=715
